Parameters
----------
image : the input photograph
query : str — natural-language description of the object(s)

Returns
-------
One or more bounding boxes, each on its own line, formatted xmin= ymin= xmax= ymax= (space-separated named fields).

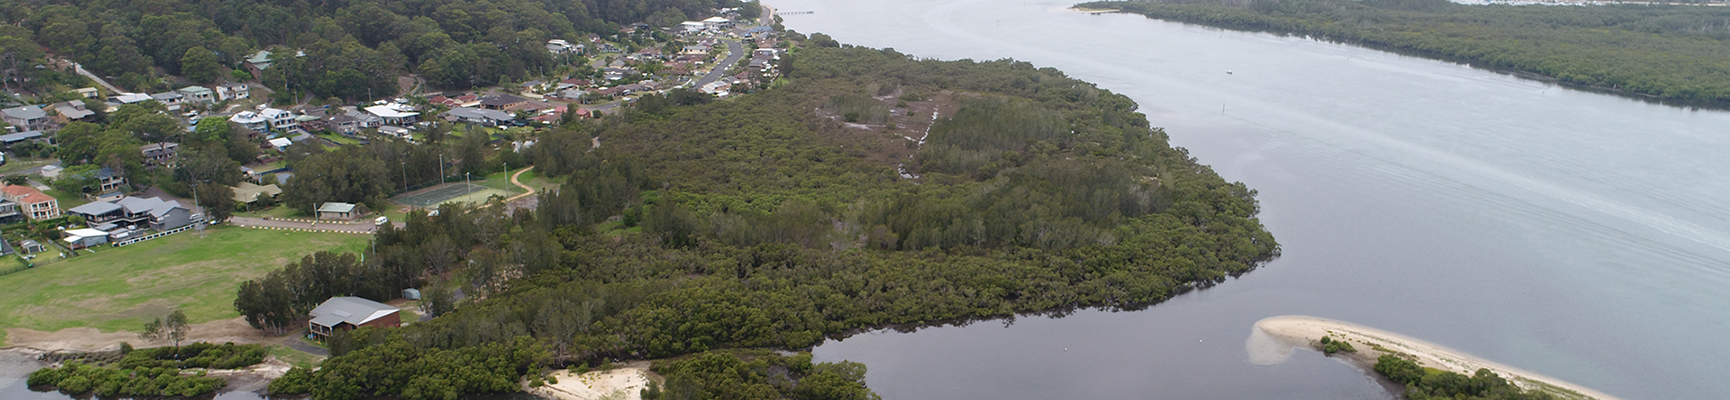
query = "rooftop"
xmin=308 ymin=296 xmax=399 ymax=328
xmin=2 ymin=105 xmax=46 ymax=120
xmin=317 ymin=202 xmax=357 ymax=213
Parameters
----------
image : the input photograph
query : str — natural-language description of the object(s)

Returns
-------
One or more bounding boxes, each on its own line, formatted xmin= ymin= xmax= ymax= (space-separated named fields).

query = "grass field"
xmin=41 ymin=187 xmax=91 ymax=209
xmin=0 ymin=226 xmax=370 ymax=345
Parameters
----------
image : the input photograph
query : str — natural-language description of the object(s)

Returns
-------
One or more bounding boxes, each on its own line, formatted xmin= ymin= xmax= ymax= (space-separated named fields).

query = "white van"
xmin=374 ymin=216 xmax=389 ymax=226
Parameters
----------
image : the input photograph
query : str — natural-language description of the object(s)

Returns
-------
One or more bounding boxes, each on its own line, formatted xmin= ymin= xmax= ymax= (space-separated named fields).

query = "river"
xmin=775 ymin=0 xmax=1730 ymax=399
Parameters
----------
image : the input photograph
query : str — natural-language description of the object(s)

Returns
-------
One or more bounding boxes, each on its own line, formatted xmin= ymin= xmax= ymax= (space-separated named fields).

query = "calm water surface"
xmin=778 ymin=0 xmax=1730 ymax=399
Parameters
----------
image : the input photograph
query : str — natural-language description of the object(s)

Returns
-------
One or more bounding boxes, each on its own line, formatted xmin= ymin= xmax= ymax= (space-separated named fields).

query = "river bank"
xmin=526 ymin=361 xmax=660 ymax=400
xmin=0 ymin=347 xmax=292 ymax=398
xmin=1248 ymin=316 xmax=1620 ymax=400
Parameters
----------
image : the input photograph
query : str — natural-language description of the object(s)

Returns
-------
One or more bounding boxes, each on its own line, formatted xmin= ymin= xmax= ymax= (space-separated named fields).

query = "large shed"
xmin=308 ymin=297 xmax=401 ymax=339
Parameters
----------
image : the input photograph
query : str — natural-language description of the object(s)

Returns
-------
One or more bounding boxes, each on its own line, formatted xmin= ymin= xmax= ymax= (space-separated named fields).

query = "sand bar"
xmin=1248 ymin=315 xmax=1620 ymax=400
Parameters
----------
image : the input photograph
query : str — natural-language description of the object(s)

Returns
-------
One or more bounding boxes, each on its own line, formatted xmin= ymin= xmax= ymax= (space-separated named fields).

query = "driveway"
xmin=693 ymin=40 xmax=745 ymax=89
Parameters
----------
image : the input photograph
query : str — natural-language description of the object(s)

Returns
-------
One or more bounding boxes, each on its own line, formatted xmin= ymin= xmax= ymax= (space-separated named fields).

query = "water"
xmin=777 ymin=0 xmax=1730 ymax=399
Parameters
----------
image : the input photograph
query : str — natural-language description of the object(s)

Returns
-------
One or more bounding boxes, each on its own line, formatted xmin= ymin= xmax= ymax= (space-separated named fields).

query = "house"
xmin=268 ymin=137 xmax=292 ymax=151
xmin=323 ymin=113 xmax=361 ymax=134
xmin=51 ymin=101 xmax=96 ymax=123
xmin=232 ymin=182 xmax=283 ymax=205
xmin=546 ymin=39 xmax=583 ymax=55
xmin=18 ymin=239 xmax=45 ymax=254
xmin=478 ymin=94 xmax=528 ymax=110
xmin=702 ymin=16 xmax=733 ymax=30
xmin=260 ymin=108 xmax=297 ymax=132
xmin=67 ymin=195 xmax=192 ymax=231
xmin=379 ymin=125 xmax=411 ymax=139
xmin=0 ymin=131 xmax=44 ymax=148
xmin=217 ymin=83 xmax=251 ymax=101
xmin=107 ymin=93 xmax=153 ymax=108
xmin=316 ymin=202 xmax=366 ymax=220
xmin=63 ymin=228 xmax=110 ymax=249
xmin=680 ymin=21 xmax=706 ymax=34
xmin=73 ymin=87 xmax=100 ymax=98
xmin=1 ymin=106 xmax=52 ymax=131
xmin=307 ymin=297 xmax=401 ymax=339
xmin=244 ymin=50 xmax=273 ymax=78
xmin=140 ymin=143 xmax=179 ymax=167
xmin=0 ymin=198 xmax=21 ymax=224
xmin=178 ymin=86 xmax=216 ymax=104
xmin=364 ymin=104 xmax=419 ymax=125
xmin=444 ymin=107 xmax=515 ymax=127
xmin=149 ymin=91 xmax=185 ymax=109
xmin=229 ymin=111 xmax=269 ymax=131
xmin=96 ymin=167 xmax=127 ymax=193
xmin=0 ymin=185 xmax=59 ymax=220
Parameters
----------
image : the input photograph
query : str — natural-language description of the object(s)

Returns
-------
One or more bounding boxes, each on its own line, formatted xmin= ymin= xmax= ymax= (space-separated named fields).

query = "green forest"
xmin=236 ymin=33 xmax=1278 ymax=399
xmin=1374 ymin=355 xmax=1558 ymax=400
xmin=1082 ymin=0 xmax=1730 ymax=105
xmin=0 ymin=0 xmax=752 ymax=101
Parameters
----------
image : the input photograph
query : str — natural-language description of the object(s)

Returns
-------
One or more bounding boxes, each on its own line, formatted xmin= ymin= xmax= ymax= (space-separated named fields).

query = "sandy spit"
xmin=1248 ymin=315 xmax=1619 ymax=400
xmin=528 ymin=361 xmax=661 ymax=400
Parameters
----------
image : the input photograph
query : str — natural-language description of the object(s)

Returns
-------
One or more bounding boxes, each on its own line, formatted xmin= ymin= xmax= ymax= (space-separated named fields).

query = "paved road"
xmin=229 ymin=216 xmax=401 ymax=233
xmin=70 ymin=62 xmax=125 ymax=94
xmin=693 ymin=40 xmax=745 ymax=89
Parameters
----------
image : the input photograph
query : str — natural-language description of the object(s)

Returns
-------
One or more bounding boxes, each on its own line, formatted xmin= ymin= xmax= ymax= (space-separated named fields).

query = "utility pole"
xmin=190 ymin=181 xmax=205 ymax=238
xmin=439 ymin=153 xmax=446 ymax=185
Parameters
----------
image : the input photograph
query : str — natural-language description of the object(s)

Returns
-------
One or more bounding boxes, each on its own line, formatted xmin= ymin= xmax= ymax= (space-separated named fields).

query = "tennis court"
xmin=392 ymin=182 xmax=510 ymax=207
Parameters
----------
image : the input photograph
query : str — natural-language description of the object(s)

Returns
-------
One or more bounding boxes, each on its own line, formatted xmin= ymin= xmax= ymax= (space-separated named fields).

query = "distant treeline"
xmin=1082 ymin=0 xmax=1730 ymax=104
xmin=249 ymin=36 xmax=1277 ymax=400
xmin=1374 ymin=355 xmax=1558 ymax=400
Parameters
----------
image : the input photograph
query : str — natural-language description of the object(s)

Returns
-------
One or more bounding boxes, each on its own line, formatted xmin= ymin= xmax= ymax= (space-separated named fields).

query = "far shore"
xmin=1249 ymin=315 xmax=1619 ymax=400
xmin=1068 ymin=6 xmax=1121 ymax=13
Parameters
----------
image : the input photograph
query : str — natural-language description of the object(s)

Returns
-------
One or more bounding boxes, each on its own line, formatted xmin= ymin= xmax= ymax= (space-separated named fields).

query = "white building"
xmin=364 ymin=104 xmax=420 ymax=126
xmin=703 ymin=17 xmax=733 ymax=31
xmin=260 ymin=108 xmax=298 ymax=132
xmin=680 ymin=21 xmax=706 ymax=34
xmin=546 ymin=39 xmax=584 ymax=55
xmin=217 ymin=84 xmax=250 ymax=101
xmin=228 ymin=111 xmax=269 ymax=131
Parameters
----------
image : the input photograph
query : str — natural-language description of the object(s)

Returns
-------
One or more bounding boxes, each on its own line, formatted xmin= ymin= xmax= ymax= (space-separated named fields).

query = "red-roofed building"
xmin=0 ymin=184 xmax=61 ymax=220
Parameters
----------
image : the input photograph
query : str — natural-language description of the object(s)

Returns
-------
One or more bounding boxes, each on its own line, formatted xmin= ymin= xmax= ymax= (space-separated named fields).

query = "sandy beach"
xmin=529 ymin=361 xmax=661 ymax=400
xmin=1248 ymin=315 xmax=1619 ymax=400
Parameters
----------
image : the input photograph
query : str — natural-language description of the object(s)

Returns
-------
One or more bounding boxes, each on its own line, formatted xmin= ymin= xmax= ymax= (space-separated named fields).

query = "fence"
xmin=111 ymin=216 xmax=210 ymax=247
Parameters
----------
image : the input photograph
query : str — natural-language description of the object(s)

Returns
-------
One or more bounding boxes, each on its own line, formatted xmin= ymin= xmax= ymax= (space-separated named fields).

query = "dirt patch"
xmin=815 ymin=89 xmax=963 ymax=176
xmin=530 ymin=361 xmax=660 ymax=400
xmin=5 ymin=316 xmax=267 ymax=352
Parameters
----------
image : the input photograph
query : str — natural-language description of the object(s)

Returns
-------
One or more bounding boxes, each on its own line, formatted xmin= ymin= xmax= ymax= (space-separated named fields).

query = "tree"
xmin=2 ymin=175 xmax=27 ymax=186
xmin=181 ymin=46 xmax=220 ymax=84
xmin=194 ymin=182 xmax=236 ymax=222
xmin=140 ymin=309 xmax=191 ymax=355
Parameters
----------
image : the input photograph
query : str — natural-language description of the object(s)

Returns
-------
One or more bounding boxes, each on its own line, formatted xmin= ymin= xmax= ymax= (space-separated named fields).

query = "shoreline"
xmin=1248 ymin=315 xmax=1620 ymax=400
xmin=526 ymin=361 xmax=660 ymax=400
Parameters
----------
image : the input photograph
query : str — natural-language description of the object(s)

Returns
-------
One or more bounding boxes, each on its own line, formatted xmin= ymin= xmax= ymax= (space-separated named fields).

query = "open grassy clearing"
xmin=0 ymin=226 xmax=369 ymax=345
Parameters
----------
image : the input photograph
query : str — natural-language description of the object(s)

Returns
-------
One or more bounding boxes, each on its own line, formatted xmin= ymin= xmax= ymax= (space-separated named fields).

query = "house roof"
xmin=230 ymin=111 xmax=267 ymax=125
xmin=232 ymin=182 xmax=282 ymax=202
xmin=246 ymin=50 xmax=272 ymax=64
xmin=115 ymin=196 xmax=187 ymax=218
xmin=150 ymin=92 xmax=183 ymax=101
xmin=446 ymin=107 xmax=514 ymax=122
xmin=259 ymin=108 xmax=292 ymax=119
xmin=479 ymin=94 xmax=527 ymax=107
xmin=65 ymin=228 xmax=109 ymax=238
xmin=53 ymin=102 xmax=94 ymax=120
xmin=1 ymin=185 xmax=54 ymax=205
xmin=0 ymin=131 xmax=43 ymax=143
xmin=268 ymin=137 xmax=292 ymax=148
xmin=68 ymin=201 xmax=123 ymax=216
xmin=364 ymin=105 xmax=419 ymax=119
xmin=110 ymin=93 xmax=152 ymax=104
xmin=2 ymin=105 xmax=46 ymax=120
xmin=140 ymin=142 xmax=179 ymax=157
xmin=308 ymin=296 xmax=399 ymax=328
xmin=317 ymin=202 xmax=357 ymax=213
xmin=178 ymin=86 xmax=213 ymax=95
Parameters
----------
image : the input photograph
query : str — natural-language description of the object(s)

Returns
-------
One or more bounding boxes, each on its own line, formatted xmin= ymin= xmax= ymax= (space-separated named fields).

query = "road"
xmin=693 ymin=40 xmax=745 ymax=89
xmin=69 ymin=62 xmax=126 ymax=94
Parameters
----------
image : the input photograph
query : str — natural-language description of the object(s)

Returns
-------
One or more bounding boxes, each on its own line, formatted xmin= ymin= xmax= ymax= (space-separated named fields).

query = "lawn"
xmin=0 ymin=157 xmax=54 ymax=176
xmin=316 ymin=132 xmax=361 ymax=146
xmin=0 ymin=226 xmax=370 ymax=345
xmin=234 ymin=205 xmax=302 ymax=219
xmin=41 ymin=187 xmax=91 ymax=209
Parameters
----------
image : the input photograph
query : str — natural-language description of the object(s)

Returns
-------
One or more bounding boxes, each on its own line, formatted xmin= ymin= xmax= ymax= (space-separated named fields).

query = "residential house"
xmin=67 ymin=195 xmax=192 ymax=231
xmin=217 ymin=83 xmax=251 ymax=101
xmin=364 ymin=104 xmax=419 ymax=125
xmin=0 ymin=185 xmax=60 ymax=220
xmin=229 ymin=111 xmax=269 ymax=131
xmin=0 ymin=198 xmax=21 ymax=224
xmin=478 ymin=94 xmax=528 ymax=110
xmin=308 ymin=297 xmax=401 ymax=339
xmin=379 ymin=125 xmax=411 ymax=139
xmin=96 ymin=167 xmax=127 ymax=194
xmin=63 ymin=228 xmax=109 ymax=249
xmin=51 ymin=101 xmax=96 ymax=123
xmin=244 ymin=50 xmax=273 ymax=78
xmin=73 ymin=87 xmax=100 ymax=98
xmin=322 ymin=113 xmax=362 ymax=134
xmin=702 ymin=16 xmax=733 ymax=30
xmin=444 ymin=107 xmax=516 ymax=127
xmin=178 ymin=86 xmax=216 ymax=104
xmin=680 ymin=21 xmax=706 ymax=34
xmin=0 ymin=131 xmax=44 ymax=149
xmin=231 ymin=182 xmax=282 ymax=205
xmin=268 ymin=137 xmax=292 ymax=151
xmin=140 ymin=143 xmax=179 ymax=167
xmin=546 ymin=39 xmax=583 ymax=55
xmin=317 ymin=202 xmax=366 ymax=220
xmin=260 ymin=108 xmax=297 ymax=132
xmin=1 ymin=106 xmax=52 ymax=131
xmin=149 ymin=91 xmax=185 ymax=109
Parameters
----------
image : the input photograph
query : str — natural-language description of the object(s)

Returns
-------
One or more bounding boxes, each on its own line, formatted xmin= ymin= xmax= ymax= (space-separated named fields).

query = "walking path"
xmin=69 ymin=62 xmax=125 ymax=94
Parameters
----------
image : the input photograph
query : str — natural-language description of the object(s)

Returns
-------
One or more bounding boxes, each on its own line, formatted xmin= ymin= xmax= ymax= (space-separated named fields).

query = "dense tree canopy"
xmin=1084 ymin=0 xmax=1730 ymax=105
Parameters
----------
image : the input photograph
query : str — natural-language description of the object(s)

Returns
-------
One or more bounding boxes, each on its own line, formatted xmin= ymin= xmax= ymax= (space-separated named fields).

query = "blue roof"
xmin=0 ymin=131 xmax=43 ymax=143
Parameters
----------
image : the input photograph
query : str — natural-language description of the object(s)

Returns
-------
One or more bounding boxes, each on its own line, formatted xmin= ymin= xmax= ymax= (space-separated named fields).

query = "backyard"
xmin=0 ymin=226 xmax=370 ymax=345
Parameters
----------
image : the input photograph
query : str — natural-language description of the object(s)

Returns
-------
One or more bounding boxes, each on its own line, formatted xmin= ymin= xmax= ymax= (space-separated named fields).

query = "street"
xmin=228 ymin=216 xmax=402 ymax=234
xmin=693 ymin=40 xmax=745 ymax=89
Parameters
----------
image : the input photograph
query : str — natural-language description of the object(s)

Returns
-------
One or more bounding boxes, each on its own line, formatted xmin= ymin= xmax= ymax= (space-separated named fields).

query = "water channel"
xmin=776 ymin=0 xmax=1730 ymax=399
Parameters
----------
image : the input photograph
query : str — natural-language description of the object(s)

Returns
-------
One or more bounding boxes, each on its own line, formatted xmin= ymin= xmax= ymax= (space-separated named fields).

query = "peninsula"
xmin=1250 ymin=316 xmax=1620 ymax=400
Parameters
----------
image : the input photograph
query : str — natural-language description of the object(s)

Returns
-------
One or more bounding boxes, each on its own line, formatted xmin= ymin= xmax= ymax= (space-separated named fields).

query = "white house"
xmin=546 ymin=39 xmax=583 ymax=55
xmin=260 ymin=108 xmax=297 ymax=132
xmin=217 ymin=84 xmax=250 ymax=101
xmin=702 ymin=17 xmax=733 ymax=31
xmin=229 ymin=111 xmax=269 ymax=131
xmin=680 ymin=21 xmax=706 ymax=34
xmin=364 ymin=104 xmax=419 ymax=126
